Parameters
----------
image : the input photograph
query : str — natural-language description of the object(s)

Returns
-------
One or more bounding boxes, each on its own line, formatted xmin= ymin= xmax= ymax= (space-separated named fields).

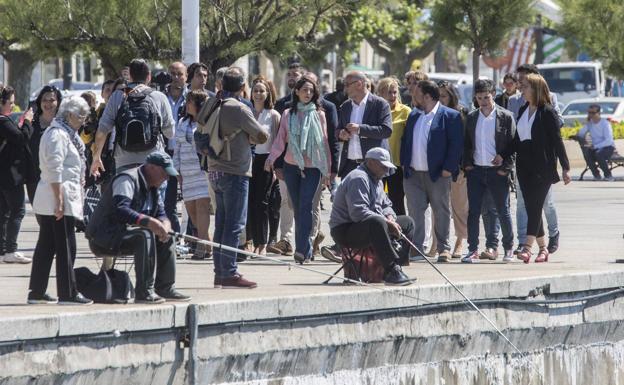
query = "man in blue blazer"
xmin=400 ymin=80 xmax=464 ymax=262
xmin=336 ymin=71 xmax=392 ymax=178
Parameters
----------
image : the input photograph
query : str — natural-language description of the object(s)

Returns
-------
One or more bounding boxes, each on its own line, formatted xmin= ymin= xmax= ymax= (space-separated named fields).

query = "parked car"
xmin=29 ymin=79 xmax=103 ymax=106
xmin=561 ymin=97 xmax=624 ymax=127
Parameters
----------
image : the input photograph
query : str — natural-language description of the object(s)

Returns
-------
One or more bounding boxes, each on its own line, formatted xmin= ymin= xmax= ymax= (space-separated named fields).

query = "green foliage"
xmin=1 ymin=0 xmax=181 ymax=77
xmin=561 ymin=0 xmax=624 ymax=79
xmin=431 ymin=0 xmax=533 ymax=52
xmin=198 ymin=0 xmax=359 ymax=70
xmin=430 ymin=0 xmax=533 ymax=81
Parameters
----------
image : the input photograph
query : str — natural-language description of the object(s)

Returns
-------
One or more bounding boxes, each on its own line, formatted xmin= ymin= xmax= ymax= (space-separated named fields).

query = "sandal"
xmin=518 ymin=248 xmax=532 ymax=264
xmin=535 ymin=248 xmax=549 ymax=263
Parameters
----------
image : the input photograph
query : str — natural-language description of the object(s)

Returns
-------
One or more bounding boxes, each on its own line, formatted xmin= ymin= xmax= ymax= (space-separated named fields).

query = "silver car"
xmin=561 ymin=97 xmax=624 ymax=127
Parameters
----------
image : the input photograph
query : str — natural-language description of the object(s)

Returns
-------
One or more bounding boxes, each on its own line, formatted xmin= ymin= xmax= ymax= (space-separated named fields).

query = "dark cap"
xmin=146 ymin=151 xmax=178 ymax=176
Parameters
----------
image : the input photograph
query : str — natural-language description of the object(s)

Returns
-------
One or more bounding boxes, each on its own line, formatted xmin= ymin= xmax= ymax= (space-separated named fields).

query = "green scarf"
xmin=288 ymin=102 xmax=328 ymax=175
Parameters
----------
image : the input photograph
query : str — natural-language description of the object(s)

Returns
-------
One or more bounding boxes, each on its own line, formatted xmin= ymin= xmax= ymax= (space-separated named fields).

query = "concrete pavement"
xmin=1 ymin=166 xmax=623 ymax=319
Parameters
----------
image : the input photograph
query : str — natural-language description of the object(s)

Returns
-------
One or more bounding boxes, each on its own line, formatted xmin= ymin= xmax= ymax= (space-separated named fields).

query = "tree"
xmin=2 ymin=0 xmax=181 ymax=80
xmin=431 ymin=0 xmax=533 ymax=83
xmin=347 ymin=2 xmax=438 ymax=76
xmin=295 ymin=1 xmax=438 ymax=78
xmin=561 ymin=0 xmax=624 ymax=78
xmin=197 ymin=0 xmax=358 ymax=77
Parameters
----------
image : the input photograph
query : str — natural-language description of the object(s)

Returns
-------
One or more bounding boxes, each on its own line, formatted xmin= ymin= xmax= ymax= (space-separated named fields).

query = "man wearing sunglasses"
xmin=576 ymin=104 xmax=616 ymax=181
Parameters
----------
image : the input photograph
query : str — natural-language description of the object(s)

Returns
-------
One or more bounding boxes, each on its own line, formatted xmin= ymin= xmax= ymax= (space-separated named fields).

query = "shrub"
xmin=562 ymin=121 xmax=624 ymax=139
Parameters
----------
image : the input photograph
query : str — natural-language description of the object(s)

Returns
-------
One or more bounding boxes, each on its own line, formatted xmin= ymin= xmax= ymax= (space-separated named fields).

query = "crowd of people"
xmin=0 ymin=57 xmax=575 ymax=302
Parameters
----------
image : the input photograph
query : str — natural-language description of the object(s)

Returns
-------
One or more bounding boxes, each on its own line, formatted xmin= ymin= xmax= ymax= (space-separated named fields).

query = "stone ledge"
xmin=2 ymin=270 xmax=623 ymax=343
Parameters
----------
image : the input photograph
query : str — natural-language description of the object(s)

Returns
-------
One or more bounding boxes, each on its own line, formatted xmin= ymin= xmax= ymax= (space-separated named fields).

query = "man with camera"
xmin=329 ymin=147 xmax=415 ymax=286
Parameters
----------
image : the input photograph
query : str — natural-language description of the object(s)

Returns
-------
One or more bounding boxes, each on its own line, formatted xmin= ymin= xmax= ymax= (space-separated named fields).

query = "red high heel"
xmin=535 ymin=248 xmax=549 ymax=263
xmin=518 ymin=248 xmax=532 ymax=264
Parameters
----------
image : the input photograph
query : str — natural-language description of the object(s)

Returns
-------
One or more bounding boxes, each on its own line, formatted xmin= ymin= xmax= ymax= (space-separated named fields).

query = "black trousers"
xmin=338 ymin=159 xmax=360 ymax=178
xmin=247 ymin=154 xmax=273 ymax=246
xmin=330 ymin=215 xmax=414 ymax=271
xmin=0 ymin=184 xmax=26 ymax=254
xmin=116 ymin=228 xmax=177 ymax=298
xmin=267 ymin=180 xmax=281 ymax=243
xmin=517 ymin=141 xmax=552 ymax=238
xmin=384 ymin=167 xmax=405 ymax=216
xmin=28 ymin=215 xmax=78 ymax=299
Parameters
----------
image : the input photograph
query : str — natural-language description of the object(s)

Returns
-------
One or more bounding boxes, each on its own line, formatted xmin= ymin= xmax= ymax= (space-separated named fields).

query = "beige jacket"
xmin=207 ymin=98 xmax=269 ymax=177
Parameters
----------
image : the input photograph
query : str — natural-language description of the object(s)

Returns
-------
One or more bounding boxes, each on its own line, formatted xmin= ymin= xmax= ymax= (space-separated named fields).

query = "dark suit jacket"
xmin=463 ymin=107 xmax=516 ymax=172
xmin=504 ymin=104 xmax=570 ymax=184
xmin=337 ymin=93 xmax=392 ymax=175
xmin=400 ymin=103 xmax=464 ymax=182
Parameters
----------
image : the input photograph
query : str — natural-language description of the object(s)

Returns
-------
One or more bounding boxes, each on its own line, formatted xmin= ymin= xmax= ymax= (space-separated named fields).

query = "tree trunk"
xmin=472 ymin=48 xmax=480 ymax=85
xmin=4 ymin=49 xmax=37 ymax=110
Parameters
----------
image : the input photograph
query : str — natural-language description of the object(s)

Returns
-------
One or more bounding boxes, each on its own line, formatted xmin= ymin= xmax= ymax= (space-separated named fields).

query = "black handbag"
xmin=74 ymin=266 xmax=134 ymax=304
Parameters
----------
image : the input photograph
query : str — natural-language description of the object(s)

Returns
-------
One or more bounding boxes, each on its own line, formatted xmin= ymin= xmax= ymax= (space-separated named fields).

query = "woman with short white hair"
xmin=27 ymin=95 xmax=93 ymax=305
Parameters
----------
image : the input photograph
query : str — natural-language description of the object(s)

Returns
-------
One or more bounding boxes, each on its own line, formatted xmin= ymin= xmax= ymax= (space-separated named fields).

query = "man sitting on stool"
xmin=86 ymin=152 xmax=190 ymax=304
xmin=329 ymin=147 xmax=415 ymax=286
xmin=575 ymin=104 xmax=616 ymax=181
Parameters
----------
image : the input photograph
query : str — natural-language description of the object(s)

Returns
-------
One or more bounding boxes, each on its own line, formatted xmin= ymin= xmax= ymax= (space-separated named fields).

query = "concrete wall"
xmin=3 ymin=272 xmax=624 ymax=385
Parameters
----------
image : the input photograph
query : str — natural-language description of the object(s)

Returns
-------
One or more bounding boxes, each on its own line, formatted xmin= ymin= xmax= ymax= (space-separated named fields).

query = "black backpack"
xmin=115 ymin=87 xmax=161 ymax=152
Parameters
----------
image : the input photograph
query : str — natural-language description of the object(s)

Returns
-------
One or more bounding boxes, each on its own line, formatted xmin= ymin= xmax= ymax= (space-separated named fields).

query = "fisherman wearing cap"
xmin=86 ymin=151 xmax=190 ymax=304
xmin=329 ymin=147 xmax=415 ymax=286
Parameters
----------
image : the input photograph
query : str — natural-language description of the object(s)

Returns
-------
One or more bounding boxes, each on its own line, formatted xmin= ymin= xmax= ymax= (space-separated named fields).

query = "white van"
xmin=537 ymin=62 xmax=605 ymax=106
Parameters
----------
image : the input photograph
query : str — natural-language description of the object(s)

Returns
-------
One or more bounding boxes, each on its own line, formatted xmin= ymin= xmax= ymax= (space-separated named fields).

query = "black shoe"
xmin=320 ymin=244 xmax=343 ymax=263
xmin=58 ymin=293 xmax=93 ymax=305
xmin=236 ymin=254 xmax=248 ymax=262
xmin=135 ymin=293 xmax=166 ymax=304
xmin=547 ymin=232 xmax=559 ymax=254
xmin=383 ymin=265 xmax=414 ymax=286
xmin=156 ymin=289 xmax=191 ymax=302
xmin=27 ymin=292 xmax=58 ymax=304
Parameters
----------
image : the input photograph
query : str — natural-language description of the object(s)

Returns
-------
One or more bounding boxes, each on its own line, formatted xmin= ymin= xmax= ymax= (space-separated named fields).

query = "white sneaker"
xmin=2 ymin=252 xmax=32 ymax=264
xmin=503 ymin=249 xmax=514 ymax=262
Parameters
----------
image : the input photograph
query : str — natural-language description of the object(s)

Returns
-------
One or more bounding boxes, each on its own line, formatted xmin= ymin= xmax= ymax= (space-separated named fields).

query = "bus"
xmin=537 ymin=62 xmax=605 ymax=106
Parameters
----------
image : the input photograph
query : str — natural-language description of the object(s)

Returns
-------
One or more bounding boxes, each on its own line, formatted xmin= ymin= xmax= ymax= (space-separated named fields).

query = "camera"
xmin=151 ymin=71 xmax=172 ymax=92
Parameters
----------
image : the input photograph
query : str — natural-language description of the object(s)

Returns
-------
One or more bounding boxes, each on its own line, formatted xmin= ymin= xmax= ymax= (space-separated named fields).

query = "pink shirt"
xmin=268 ymin=108 xmax=332 ymax=174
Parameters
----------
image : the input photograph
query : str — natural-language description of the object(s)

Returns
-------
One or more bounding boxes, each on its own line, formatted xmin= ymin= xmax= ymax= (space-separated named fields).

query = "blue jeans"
xmin=466 ymin=167 xmax=513 ymax=252
xmin=481 ymin=190 xmax=500 ymax=249
xmin=515 ymin=177 xmax=558 ymax=245
xmin=212 ymin=173 xmax=249 ymax=278
xmin=283 ymin=164 xmax=321 ymax=259
xmin=0 ymin=185 xmax=26 ymax=254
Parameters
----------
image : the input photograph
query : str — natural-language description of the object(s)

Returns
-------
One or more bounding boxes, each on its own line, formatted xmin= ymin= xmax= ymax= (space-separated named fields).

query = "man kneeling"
xmin=329 ymin=147 xmax=415 ymax=285
xmin=86 ymin=152 xmax=190 ymax=303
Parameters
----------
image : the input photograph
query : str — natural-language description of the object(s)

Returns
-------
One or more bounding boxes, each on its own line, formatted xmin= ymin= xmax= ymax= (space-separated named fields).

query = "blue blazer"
xmin=400 ymin=104 xmax=464 ymax=182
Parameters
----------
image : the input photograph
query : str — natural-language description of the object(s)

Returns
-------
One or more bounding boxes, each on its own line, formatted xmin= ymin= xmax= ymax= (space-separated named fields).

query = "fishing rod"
xmin=171 ymin=231 xmax=524 ymax=356
xmin=398 ymin=231 xmax=523 ymax=355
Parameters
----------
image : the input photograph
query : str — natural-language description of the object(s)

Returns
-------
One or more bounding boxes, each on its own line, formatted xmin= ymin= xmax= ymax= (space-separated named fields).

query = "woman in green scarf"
xmin=266 ymin=76 xmax=331 ymax=264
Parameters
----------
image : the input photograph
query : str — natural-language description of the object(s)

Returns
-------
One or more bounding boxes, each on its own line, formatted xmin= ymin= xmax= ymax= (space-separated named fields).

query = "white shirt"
xmin=347 ymin=92 xmax=370 ymax=160
xmin=410 ymin=101 xmax=440 ymax=171
xmin=577 ymin=118 xmax=615 ymax=150
xmin=517 ymin=108 xmax=536 ymax=141
xmin=253 ymin=109 xmax=275 ymax=154
xmin=474 ymin=106 xmax=497 ymax=166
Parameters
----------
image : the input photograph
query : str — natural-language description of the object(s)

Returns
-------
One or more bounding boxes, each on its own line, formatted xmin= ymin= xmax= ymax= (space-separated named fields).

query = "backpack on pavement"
xmin=115 ymin=87 xmax=161 ymax=152
xmin=194 ymin=97 xmax=241 ymax=163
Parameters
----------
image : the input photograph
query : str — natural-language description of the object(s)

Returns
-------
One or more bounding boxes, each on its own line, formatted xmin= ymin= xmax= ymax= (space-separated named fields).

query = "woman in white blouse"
xmin=496 ymin=74 xmax=570 ymax=264
xmin=173 ymin=89 xmax=212 ymax=259
xmin=27 ymin=96 xmax=93 ymax=305
xmin=247 ymin=76 xmax=280 ymax=255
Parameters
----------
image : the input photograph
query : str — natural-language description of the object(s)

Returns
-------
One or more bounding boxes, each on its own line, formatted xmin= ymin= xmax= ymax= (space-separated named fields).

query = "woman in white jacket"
xmin=27 ymin=96 xmax=93 ymax=305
